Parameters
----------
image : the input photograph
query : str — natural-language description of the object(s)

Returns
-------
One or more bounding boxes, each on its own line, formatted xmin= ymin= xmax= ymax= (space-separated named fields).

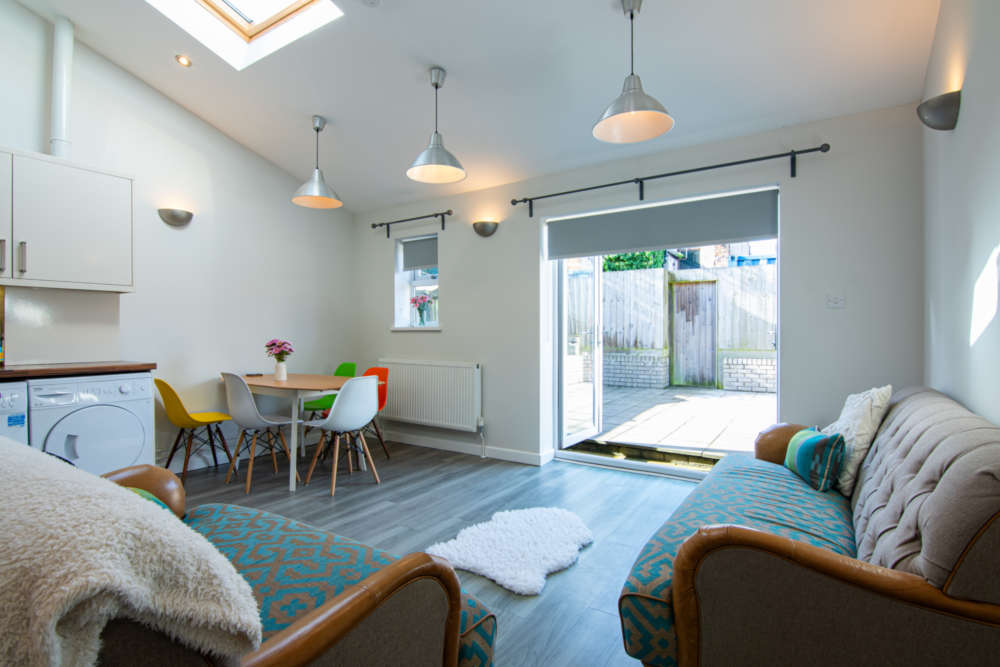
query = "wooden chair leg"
xmin=206 ymin=424 xmax=220 ymax=468
xmin=330 ymin=434 xmax=341 ymax=497
xmin=181 ymin=430 xmax=195 ymax=483
xmin=245 ymin=432 xmax=258 ymax=495
xmin=266 ymin=430 xmax=279 ymax=473
xmin=305 ymin=432 xmax=327 ymax=485
xmin=358 ymin=432 xmax=381 ymax=485
xmin=274 ymin=429 xmax=301 ymax=482
xmin=216 ymin=425 xmax=233 ymax=464
xmin=165 ymin=428 xmax=185 ymax=468
xmin=225 ymin=431 xmax=245 ymax=483
xmin=371 ymin=418 xmax=390 ymax=459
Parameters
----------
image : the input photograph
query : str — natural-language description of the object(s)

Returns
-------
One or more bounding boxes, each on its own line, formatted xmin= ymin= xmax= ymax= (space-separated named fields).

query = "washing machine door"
xmin=42 ymin=405 xmax=146 ymax=475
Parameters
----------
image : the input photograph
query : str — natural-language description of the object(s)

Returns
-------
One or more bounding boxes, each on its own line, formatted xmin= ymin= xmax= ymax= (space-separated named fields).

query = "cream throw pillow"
xmin=822 ymin=384 xmax=892 ymax=496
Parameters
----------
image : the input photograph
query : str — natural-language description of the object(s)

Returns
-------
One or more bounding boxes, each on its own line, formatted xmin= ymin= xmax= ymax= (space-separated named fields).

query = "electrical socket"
xmin=825 ymin=294 xmax=847 ymax=310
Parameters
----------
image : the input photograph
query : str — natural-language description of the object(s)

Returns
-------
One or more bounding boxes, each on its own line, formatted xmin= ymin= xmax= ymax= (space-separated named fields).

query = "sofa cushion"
xmin=620 ymin=455 xmax=855 ymax=667
xmin=184 ymin=503 xmax=496 ymax=667
xmin=851 ymin=387 xmax=1000 ymax=589
xmin=784 ymin=428 xmax=845 ymax=492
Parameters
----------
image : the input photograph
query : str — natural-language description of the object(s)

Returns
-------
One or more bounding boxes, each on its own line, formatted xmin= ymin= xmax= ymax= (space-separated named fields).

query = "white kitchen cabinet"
xmin=0 ymin=151 xmax=10 ymax=280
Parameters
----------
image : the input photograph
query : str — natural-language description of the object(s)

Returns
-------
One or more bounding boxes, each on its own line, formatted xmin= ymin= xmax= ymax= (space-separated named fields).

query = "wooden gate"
xmin=671 ymin=281 xmax=717 ymax=386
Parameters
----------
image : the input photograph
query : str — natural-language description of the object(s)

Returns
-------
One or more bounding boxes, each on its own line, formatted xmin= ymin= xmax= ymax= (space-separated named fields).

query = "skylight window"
xmin=145 ymin=0 xmax=342 ymax=70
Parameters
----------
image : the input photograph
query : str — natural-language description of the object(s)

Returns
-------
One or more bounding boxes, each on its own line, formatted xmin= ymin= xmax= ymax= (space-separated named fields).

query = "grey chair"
xmin=220 ymin=372 xmax=301 ymax=494
xmin=304 ymin=376 xmax=381 ymax=496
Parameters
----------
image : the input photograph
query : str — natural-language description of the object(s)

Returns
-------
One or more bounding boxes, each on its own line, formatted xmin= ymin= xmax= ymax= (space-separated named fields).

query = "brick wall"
xmin=604 ymin=350 xmax=669 ymax=388
xmin=723 ymin=356 xmax=777 ymax=393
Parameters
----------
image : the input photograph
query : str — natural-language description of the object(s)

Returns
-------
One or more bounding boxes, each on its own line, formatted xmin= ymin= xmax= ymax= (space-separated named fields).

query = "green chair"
xmin=304 ymin=362 xmax=356 ymax=417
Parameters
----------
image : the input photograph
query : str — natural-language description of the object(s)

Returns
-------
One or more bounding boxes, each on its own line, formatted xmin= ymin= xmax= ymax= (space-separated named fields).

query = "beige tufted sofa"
xmin=620 ymin=386 xmax=1000 ymax=666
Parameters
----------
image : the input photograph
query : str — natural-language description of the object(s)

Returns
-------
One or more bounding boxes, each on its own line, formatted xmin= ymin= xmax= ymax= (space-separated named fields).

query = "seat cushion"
xmin=184 ymin=504 xmax=495 ymax=667
xmin=619 ymin=454 xmax=855 ymax=667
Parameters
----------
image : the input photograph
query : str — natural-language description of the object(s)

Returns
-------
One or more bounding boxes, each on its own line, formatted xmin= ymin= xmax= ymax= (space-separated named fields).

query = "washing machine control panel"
xmin=77 ymin=378 xmax=151 ymax=404
xmin=30 ymin=375 xmax=152 ymax=408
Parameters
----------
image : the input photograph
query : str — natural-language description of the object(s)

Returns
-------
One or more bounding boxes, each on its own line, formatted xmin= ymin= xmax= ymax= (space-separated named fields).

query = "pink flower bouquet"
xmin=265 ymin=339 xmax=294 ymax=362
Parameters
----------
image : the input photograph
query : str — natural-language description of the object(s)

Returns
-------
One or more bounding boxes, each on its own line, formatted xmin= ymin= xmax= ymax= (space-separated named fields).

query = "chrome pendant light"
xmin=407 ymin=66 xmax=466 ymax=184
xmin=593 ymin=0 xmax=674 ymax=143
xmin=292 ymin=115 xmax=343 ymax=209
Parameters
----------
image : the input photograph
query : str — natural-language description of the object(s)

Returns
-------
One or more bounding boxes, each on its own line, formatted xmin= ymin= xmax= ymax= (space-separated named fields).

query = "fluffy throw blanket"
xmin=0 ymin=437 xmax=261 ymax=666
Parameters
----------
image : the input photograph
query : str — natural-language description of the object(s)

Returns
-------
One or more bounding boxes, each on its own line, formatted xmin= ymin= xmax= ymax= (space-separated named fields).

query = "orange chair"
xmin=362 ymin=366 xmax=390 ymax=458
xmin=154 ymin=378 xmax=233 ymax=483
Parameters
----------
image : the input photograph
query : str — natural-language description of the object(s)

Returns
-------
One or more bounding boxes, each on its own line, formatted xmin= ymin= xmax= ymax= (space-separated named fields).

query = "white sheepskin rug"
xmin=427 ymin=507 xmax=593 ymax=595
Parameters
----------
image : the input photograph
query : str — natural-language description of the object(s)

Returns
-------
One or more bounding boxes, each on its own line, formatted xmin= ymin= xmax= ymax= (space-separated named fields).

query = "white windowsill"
xmin=390 ymin=327 xmax=443 ymax=332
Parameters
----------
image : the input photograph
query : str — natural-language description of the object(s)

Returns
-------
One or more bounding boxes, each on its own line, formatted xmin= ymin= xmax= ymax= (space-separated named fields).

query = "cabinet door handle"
xmin=18 ymin=241 xmax=26 ymax=274
xmin=0 ymin=240 xmax=5 ymax=273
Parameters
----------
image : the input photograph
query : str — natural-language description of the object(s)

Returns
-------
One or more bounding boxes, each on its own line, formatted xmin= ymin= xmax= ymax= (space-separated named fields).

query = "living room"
xmin=0 ymin=0 xmax=998 ymax=665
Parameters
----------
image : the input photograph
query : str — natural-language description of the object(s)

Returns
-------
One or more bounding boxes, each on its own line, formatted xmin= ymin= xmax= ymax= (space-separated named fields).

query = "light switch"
xmin=826 ymin=294 xmax=847 ymax=310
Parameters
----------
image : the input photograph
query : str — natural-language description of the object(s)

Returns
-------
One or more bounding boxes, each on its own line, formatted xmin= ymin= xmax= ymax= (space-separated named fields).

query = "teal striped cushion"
xmin=784 ymin=429 xmax=845 ymax=491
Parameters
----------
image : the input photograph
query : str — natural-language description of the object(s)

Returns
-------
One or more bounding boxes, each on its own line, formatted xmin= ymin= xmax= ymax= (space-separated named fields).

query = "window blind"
xmin=401 ymin=236 xmax=438 ymax=270
xmin=545 ymin=188 xmax=778 ymax=260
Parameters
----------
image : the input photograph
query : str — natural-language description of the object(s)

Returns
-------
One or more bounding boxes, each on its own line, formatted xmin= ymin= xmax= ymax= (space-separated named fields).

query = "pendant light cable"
xmin=629 ymin=10 xmax=635 ymax=75
xmin=314 ymin=127 xmax=320 ymax=169
xmin=434 ymin=83 xmax=440 ymax=133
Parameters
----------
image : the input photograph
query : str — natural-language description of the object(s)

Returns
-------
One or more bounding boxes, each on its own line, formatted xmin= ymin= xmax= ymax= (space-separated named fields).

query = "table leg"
xmin=289 ymin=394 xmax=300 ymax=491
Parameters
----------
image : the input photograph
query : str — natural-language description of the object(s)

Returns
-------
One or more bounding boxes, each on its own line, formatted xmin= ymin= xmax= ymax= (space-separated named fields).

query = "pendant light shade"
xmin=293 ymin=115 xmax=343 ymax=209
xmin=593 ymin=0 xmax=674 ymax=144
xmin=408 ymin=67 xmax=466 ymax=184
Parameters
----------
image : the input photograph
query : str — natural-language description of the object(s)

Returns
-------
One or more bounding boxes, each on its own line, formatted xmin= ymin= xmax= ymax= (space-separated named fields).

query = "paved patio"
xmin=597 ymin=386 xmax=777 ymax=456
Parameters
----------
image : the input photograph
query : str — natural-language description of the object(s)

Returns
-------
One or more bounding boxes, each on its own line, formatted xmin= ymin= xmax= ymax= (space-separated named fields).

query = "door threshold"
xmin=555 ymin=448 xmax=707 ymax=481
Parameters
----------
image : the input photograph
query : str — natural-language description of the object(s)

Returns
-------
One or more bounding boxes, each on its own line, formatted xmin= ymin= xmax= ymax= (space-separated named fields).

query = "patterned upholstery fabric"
xmin=184 ymin=504 xmax=495 ymax=667
xmin=619 ymin=455 xmax=855 ymax=667
xmin=851 ymin=387 xmax=1000 ymax=587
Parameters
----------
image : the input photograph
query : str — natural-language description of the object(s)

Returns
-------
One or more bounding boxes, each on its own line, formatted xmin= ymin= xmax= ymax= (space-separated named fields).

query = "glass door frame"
xmin=557 ymin=256 xmax=603 ymax=448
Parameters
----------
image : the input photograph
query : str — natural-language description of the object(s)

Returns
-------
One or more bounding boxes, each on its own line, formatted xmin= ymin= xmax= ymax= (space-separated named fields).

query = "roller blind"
xmin=401 ymin=236 xmax=438 ymax=270
xmin=546 ymin=188 xmax=778 ymax=260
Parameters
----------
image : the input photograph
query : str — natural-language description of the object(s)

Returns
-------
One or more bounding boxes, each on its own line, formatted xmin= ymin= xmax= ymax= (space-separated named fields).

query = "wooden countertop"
xmin=0 ymin=361 xmax=157 ymax=380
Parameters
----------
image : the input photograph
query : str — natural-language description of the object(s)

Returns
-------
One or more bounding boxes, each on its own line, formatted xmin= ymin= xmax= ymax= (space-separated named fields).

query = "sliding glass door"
xmin=560 ymin=256 xmax=603 ymax=447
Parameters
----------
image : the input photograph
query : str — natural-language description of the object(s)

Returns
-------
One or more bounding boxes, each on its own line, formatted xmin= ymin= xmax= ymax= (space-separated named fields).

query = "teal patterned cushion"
xmin=784 ymin=428 xmax=846 ymax=491
xmin=619 ymin=454 xmax=856 ymax=667
xmin=184 ymin=504 xmax=495 ymax=667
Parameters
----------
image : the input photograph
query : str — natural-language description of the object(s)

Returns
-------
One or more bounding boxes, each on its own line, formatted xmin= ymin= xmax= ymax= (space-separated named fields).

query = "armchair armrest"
xmin=243 ymin=552 xmax=462 ymax=667
xmin=102 ymin=464 xmax=186 ymax=519
xmin=672 ymin=525 xmax=1000 ymax=667
xmin=753 ymin=422 xmax=808 ymax=464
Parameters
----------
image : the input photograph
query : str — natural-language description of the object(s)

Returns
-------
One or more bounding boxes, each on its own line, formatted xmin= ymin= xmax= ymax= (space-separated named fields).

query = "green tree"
xmin=603 ymin=250 xmax=665 ymax=272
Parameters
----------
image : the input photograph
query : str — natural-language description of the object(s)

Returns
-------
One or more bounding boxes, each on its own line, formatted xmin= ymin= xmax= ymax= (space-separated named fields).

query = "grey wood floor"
xmin=183 ymin=440 xmax=695 ymax=667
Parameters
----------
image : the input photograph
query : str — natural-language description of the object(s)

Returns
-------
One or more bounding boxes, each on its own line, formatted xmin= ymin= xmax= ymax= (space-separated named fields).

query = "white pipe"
xmin=49 ymin=15 xmax=74 ymax=158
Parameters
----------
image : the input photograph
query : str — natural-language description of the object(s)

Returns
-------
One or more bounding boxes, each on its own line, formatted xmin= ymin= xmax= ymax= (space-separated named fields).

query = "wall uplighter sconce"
xmin=472 ymin=220 xmax=499 ymax=237
xmin=917 ymin=90 xmax=962 ymax=131
xmin=158 ymin=208 xmax=194 ymax=226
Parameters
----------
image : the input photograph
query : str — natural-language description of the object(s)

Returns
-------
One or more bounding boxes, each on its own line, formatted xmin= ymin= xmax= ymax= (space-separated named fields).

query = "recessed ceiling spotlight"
xmin=361 ymin=0 xmax=380 ymax=6
xmin=175 ymin=54 xmax=192 ymax=67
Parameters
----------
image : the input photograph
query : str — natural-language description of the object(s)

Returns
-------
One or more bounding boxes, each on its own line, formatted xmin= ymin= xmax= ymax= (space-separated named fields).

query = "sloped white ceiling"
xmin=19 ymin=0 xmax=940 ymax=212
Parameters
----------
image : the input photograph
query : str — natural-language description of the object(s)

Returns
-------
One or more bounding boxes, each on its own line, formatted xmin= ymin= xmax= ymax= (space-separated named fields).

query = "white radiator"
xmin=378 ymin=359 xmax=482 ymax=432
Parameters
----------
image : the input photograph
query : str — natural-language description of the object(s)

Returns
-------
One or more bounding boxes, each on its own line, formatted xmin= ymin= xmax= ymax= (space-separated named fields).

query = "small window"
xmin=198 ymin=0 xmax=319 ymax=41
xmin=395 ymin=235 xmax=439 ymax=328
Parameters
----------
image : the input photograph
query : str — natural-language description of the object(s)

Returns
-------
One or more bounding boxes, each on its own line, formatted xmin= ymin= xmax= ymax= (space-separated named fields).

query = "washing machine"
xmin=28 ymin=372 xmax=154 ymax=475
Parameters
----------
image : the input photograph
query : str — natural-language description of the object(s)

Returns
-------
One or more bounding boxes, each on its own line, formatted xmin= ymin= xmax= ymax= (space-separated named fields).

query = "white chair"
xmin=220 ymin=372 xmax=301 ymax=494
xmin=304 ymin=375 xmax=380 ymax=496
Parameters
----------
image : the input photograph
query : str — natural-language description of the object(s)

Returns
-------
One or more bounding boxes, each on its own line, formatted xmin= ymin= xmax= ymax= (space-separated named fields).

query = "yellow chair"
xmin=154 ymin=378 xmax=234 ymax=483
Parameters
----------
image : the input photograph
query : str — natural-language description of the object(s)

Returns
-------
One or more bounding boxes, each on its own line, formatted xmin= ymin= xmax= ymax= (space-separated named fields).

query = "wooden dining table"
xmin=243 ymin=373 xmax=350 ymax=491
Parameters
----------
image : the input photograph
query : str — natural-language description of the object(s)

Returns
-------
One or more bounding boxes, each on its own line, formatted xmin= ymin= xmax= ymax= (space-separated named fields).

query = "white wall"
xmin=922 ymin=0 xmax=1000 ymax=425
xmin=352 ymin=104 xmax=925 ymax=463
xmin=0 ymin=0 xmax=355 ymax=469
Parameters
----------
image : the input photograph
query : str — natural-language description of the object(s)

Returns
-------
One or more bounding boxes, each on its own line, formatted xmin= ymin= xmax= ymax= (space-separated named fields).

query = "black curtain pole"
xmin=511 ymin=143 xmax=830 ymax=217
xmin=372 ymin=210 xmax=453 ymax=238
